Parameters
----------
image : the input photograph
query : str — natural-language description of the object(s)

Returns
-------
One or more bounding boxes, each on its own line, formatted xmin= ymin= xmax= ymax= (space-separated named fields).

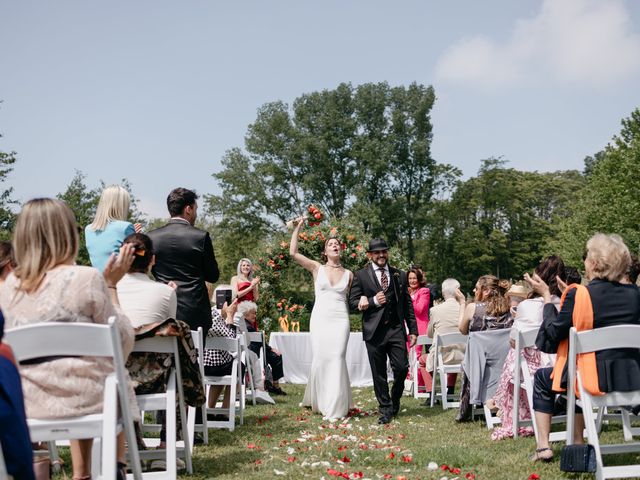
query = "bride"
xmin=290 ymin=217 xmax=353 ymax=420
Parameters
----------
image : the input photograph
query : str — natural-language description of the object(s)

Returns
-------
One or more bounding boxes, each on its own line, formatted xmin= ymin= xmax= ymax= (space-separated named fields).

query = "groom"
xmin=349 ymin=238 xmax=418 ymax=424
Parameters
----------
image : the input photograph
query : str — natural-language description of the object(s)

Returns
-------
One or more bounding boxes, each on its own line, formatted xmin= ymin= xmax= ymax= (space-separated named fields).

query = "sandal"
xmin=530 ymin=447 xmax=554 ymax=462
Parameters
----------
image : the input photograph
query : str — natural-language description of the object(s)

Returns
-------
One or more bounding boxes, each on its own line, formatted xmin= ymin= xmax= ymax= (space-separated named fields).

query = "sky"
xmin=1 ymin=0 xmax=639 ymax=218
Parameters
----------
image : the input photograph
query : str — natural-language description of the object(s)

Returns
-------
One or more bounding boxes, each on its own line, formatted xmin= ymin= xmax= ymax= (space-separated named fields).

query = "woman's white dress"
xmin=301 ymin=266 xmax=352 ymax=419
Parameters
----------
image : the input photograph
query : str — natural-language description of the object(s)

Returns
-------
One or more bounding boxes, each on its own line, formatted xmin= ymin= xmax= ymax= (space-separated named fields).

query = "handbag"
xmin=559 ymin=444 xmax=596 ymax=473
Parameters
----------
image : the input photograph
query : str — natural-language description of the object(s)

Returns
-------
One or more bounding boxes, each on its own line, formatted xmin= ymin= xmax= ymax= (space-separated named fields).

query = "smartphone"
xmin=215 ymin=289 xmax=233 ymax=310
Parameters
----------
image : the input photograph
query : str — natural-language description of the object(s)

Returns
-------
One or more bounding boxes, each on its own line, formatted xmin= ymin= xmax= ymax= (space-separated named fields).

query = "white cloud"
xmin=435 ymin=0 xmax=640 ymax=89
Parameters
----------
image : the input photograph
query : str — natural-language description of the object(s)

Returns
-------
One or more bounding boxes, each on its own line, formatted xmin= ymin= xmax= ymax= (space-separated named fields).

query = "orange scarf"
xmin=550 ymin=284 xmax=604 ymax=397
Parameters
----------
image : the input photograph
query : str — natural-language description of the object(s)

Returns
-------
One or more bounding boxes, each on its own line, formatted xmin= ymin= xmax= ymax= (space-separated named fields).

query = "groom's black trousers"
xmin=365 ymin=323 xmax=409 ymax=415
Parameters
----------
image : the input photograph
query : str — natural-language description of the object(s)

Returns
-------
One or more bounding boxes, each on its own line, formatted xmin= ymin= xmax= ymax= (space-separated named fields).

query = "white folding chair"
xmin=201 ymin=336 xmax=243 ymax=432
xmin=430 ymin=332 xmax=466 ymax=409
xmin=187 ymin=327 xmax=209 ymax=448
xmin=244 ymin=331 xmax=267 ymax=405
xmin=412 ymin=335 xmax=433 ymax=400
xmin=133 ymin=335 xmax=193 ymax=477
xmin=4 ymin=319 xmax=143 ymax=480
xmin=566 ymin=325 xmax=640 ymax=480
xmin=511 ymin=327 xmax=540 ymax=438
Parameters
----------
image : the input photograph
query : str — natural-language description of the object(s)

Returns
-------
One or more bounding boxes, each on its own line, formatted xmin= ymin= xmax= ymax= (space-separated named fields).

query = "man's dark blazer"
xmin=349 ymin=263 xmax=418 ymax=342
xmin=148 ymin=219 xmax=219 ymax=331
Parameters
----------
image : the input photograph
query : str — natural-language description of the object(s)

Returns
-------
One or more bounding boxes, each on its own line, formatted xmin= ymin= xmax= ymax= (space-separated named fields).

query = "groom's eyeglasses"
xmin=372 ymin=250 xmax=388 ymax=256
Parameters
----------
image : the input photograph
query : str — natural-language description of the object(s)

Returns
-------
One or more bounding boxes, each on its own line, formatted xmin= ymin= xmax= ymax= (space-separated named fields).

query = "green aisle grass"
xmin=181 ymin=385 xmax=610 ymax=480
xmin=51 ymin=384 xmax=640 ymax=479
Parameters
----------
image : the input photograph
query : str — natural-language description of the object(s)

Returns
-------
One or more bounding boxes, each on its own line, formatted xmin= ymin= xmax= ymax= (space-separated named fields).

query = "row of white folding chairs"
xmin=189 ymin=327 xmax=266 ymax=439
xmin=4 ymin=319 xmax=144 ymax=480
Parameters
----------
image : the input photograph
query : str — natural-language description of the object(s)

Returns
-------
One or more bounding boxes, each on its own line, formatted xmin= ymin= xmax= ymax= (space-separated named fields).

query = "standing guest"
xmin=0 ymin=198 xmax=136 ymax=480
xmin=490 ymin=256 xmax=565 ymax=440
xmin=0 ymin=241 xmax=16 ymax=286
xmin=407 ymin=266 xmax=430 ymax=393
xmin=85 ymin=185 xmax=141 ymax=272
xmin=230 ymin=258 xmax=260 ymax=303
xmin=148 ymin=188 xmax=219 ymax=332
xmin=529 ymin=234 xmax=640 ymax=463
xmin=348 ymin=238 xmax=418 ymax=424
xmin=422 ymin=279 xmax=466 ymax=400
xmin=236 ymin=301 xmax=287 ymax=396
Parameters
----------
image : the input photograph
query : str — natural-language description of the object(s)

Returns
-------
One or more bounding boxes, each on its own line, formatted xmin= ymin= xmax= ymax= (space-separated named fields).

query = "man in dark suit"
xmin=148 ymin=188 xmax=220 ymax=332
xmin=349 ymin=238 xmax=418 ymax=424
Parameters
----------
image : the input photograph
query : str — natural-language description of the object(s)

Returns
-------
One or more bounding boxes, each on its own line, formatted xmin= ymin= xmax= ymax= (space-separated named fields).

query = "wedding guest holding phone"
xmin=85 ymin=185 xmax=142 ymax=272
xmin=230 ymin=258 xmax=260 ymax=304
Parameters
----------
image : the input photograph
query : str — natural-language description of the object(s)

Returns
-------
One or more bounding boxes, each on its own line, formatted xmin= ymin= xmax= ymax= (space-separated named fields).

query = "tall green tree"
xmin=424 ymin=158 xmax=584 ymax=289
xmin=208 ymin=82 xmax=457 ymax=261
xmin=551 ymin=108 xmax=640 ymax=264
xmin=0 ymin=140 xmax=17 ymax=241
xmin=57 ymin=171 xmax=100 ymax=265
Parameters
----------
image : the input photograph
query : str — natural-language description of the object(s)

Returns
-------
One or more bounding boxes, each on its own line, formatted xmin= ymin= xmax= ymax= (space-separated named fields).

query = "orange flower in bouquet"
xmin=307 ymin=204 xmax=324 ymax=226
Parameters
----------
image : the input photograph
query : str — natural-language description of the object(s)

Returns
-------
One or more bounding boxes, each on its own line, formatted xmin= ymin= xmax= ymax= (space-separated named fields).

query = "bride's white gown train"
xmin=301 ymin=266 xmax=352 ymax=420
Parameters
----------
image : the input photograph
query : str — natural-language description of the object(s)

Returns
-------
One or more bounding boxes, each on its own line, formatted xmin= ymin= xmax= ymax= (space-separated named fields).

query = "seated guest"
xmin=457 ymin=275 xmax=512 ymax=422
xmin=119 ymin=233 xmax=204 ymax=464
xmin=0 ymin=198 xmax=136 ymax=480
xmin=117 ymin=233 xmax=177 ymax=329
xmin=236 ymin=301 xmax=286 ymax=396
xmin=230 ymin=258 xmax=260 ymax=303
xmin=529 ymin=234 xmax=640 ymax=462
xmin=490 ymin=256 xmax=565 ymax=440
xmin=422 ymin=278 xmax=466 ymax=400
xmin=506 ymin=284 xmax=527 ymax=317
xmin=0 ymin=309 xmax=35 ymax=480
xmin=204 ymin=300 xmax=273 ymax=413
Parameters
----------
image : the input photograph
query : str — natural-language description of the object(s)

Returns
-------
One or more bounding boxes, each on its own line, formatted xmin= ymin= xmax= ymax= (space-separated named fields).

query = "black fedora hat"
xmin=367 ymin=238 xmax=389 ymax=252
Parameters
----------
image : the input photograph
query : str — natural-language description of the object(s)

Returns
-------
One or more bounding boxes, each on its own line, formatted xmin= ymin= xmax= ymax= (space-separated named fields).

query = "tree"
xmin=425 ymin=158 xmax=584 ymax=289
xmin=551 ymin=108 xmax=640 ymax=264
xmin=57 ymin=171 xmax=100 ymax=265
xmin=207 ymin=82 xmax=458 ymax=261
xmin=0 ymin=144 xmax=17 ymax=241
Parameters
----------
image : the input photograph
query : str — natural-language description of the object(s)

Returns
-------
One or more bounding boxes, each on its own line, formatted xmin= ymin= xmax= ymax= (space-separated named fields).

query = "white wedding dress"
xmin=301 ymin=265 xmax=352 ymax=420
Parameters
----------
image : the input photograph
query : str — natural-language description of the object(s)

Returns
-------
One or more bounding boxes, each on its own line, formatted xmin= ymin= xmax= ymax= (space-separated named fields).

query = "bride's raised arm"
xmin=290 ymin=217 xmax=320 ymax=274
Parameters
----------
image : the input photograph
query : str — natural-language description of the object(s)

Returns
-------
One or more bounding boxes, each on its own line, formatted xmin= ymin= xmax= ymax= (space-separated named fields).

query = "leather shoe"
xmin=378 ymin=414 xmax=392 ymax=425
xmin=267 ymin=385 xmax=287 ymax=396
xmin=392 ymin=403 xmax=400 ymax=417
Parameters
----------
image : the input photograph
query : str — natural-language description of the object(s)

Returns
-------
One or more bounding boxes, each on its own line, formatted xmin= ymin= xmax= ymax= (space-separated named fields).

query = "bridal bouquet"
xmin=306 ymin=204 xmax=324 ymax=226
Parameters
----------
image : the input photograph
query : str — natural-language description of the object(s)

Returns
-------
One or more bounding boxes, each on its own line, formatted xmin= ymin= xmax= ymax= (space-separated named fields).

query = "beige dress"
xmin=0 ymin=265 xmax=138 ymax=420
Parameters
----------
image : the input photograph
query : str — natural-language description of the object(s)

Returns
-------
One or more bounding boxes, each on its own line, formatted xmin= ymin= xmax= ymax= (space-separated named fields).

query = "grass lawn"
xmin=50 ymin=384 xmax=640 ymax=479
xmin=181 ymin=384 xmax=605 ymax=480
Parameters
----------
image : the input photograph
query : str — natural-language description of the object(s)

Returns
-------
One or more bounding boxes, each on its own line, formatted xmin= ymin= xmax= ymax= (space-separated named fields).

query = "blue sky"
xmin=1 ymin=0 xmax=639 ymax=218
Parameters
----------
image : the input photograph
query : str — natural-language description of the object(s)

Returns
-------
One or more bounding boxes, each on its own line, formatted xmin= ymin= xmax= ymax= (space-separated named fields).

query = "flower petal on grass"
xmin=427 ymin=462 xmax=439 ymax=470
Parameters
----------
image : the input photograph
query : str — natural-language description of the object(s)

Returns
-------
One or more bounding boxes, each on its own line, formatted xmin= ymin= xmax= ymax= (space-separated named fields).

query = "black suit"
xmin=148 ymin=219 xmax=219 ymax=331
xmin=349 ymin=263 xmax=418 ymax=415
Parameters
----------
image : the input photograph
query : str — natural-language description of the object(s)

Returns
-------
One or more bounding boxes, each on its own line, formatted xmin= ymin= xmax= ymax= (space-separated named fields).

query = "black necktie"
xmin=380 ymin=268 xmax=389 ymax=292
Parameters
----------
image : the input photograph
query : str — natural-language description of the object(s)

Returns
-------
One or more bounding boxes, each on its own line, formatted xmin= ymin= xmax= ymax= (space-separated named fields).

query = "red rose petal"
xmin=528 ymin=475 xmax=540 ymax=480
xmin=401 ymin=455 xmax=412 ymax=463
